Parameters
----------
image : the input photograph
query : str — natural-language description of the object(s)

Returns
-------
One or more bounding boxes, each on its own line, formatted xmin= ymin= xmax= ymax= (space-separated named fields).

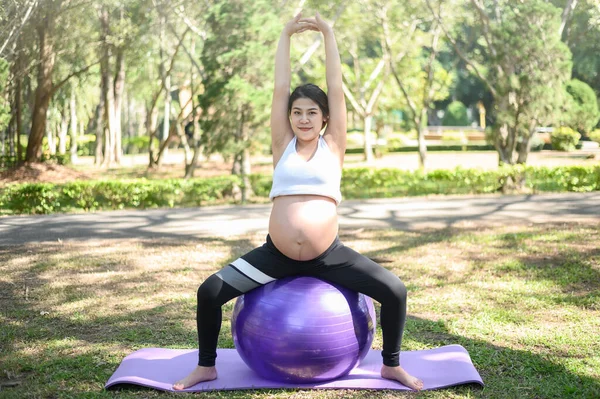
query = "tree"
xmin=334 ymin=1 xmax=388 ymax=163
xmin=199 ymin=0 xmax=280 ymax=202
xmin=383 ymin=0 xmax=452 ymax=168
xmin=558 ymin=0 xmax=600 ymax=115
xmin=22 ymin=0 xmax=97 ymax=162
xmin=428 ymin=0 xmax=572 ymax=166
xmin=563 ymin=79 xmax=600 ymax=136
xmin=0 ymin=59 xmax=10 ymax=134
xmin=442 ymin=101 xmax=469 ymax=126
xmin=0 ymin=0 xmax=37 ymax=56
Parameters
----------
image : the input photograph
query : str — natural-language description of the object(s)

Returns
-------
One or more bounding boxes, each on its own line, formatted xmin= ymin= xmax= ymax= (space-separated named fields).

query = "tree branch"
xmin=0 ymin=0 xmax=38 ymax=57
xmin=381 ymin=8 xmax=418 ymax=121
xmin=342 ymin=81 xmax=365 ymax=117
xmin=559 ymin=0 xmax=578 ymax=37
xmin=470 ymin=0 xmax=498 ymax=60
xmin=165 ymin=21 xmax=206 ymax=81
xmin=292 ymin=4 xmax=345 ymax=73
xmin=425 ymin=0 xmax=497 ymax=97
xmin=362 ymin=58 xmax=385 ymax=94
xmin=148 ymin=27 xmax=189 ymax=115
xmin=170 ymin=3 xmax=207 ymax=39
xmin=423 ymin=24 xmax=441 ymax=107
xmin=50 ymin=60 xmax=100 ymax=97
xmin=365 ymin=76 xmax=386 ymax=114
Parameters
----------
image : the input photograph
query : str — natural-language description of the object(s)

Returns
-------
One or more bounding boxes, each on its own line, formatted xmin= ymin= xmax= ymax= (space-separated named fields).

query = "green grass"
xmin=1 ymin=224 xmax=599 ymax=398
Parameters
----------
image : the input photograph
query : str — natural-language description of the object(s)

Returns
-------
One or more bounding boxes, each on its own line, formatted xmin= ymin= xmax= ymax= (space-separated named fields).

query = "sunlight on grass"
xmin=1 ymin=225 xmax=599 ymax=398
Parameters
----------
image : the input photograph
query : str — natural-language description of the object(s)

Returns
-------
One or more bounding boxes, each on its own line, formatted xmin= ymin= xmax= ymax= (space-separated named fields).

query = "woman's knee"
xmin=197 ymin=273 xmax=243 ymax=307
xmin=383 ymin=275 xmax=407 ymax=304
xmin=197 ymin=274 xmax=225 ymax=306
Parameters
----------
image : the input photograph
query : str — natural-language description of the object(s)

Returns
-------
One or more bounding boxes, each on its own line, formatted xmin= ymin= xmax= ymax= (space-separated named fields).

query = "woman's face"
xmin=289 ymin=97 xmax=327 ymax=141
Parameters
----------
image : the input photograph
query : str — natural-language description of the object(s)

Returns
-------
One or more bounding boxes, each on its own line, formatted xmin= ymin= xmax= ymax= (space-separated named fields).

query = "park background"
xmin=1 ymin=0 xmax=600 ymax=398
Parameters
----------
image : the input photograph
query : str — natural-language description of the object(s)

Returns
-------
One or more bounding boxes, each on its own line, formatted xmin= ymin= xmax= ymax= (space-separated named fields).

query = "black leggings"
xmin=196 ymin=235 xmax=408 ymax=367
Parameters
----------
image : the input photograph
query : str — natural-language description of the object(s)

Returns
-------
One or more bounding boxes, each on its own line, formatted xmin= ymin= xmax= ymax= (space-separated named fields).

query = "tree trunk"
xmin=147 ymin=106 xmax=159 ymax=167
xmin=162 ymin=74 xmax=171 ymax=157
xmin=559 ymin=0 xmax=578 ymax=37
xmin=240 ymin=109 xmax=252 ymax=203
xmin=517 ymin=121 xmax=537 ymax=164
xmin=70 ymin=87 xmax=78 ymax=163
xmin=13 ymin=49 xmax=23 ymax=163
xmin=46 ymin=122 xmax=56 ymax=155
xmin=94 ymin=100 xmax=105 ymax=165
xmin=417 ymin=109 xmax=428 ymax=169
xmin=185 ymin=142 xmax=202 ymax=178
xmin=58 ymin=105 xmax=68 ymax=154
xmin=241 ymin=145 xmax=252 ymax=203
xmin=154 ymin=123 xmax=176 ymax=167
xmin=178 ymin=124 xmax=192 ymax=163
xmin=99 ymin=7 xmax=115 ymax=167
xmin=113 ymin=47 xmax=126 ymax=164
xmin=2 ymin=116 xmax=8 ymax=157
xmin=516 ymin=137 xmax=531 ymax=164
xmin=363 ymin=114 xmax=374 ymax=163
xmin=26 ymin=18 xmax=56 ymax=162
xmin=495 ymin=121 xmax=520 ymax=165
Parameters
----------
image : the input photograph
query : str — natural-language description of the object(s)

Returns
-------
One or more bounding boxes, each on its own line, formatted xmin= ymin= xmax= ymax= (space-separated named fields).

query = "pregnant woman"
xmin=174 ymin=13 xmax=423 ymax=391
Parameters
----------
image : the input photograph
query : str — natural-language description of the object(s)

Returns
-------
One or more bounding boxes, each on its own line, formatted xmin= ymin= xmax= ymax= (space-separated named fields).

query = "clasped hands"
xmin=284 ymin=12 xmax=333 ymax=37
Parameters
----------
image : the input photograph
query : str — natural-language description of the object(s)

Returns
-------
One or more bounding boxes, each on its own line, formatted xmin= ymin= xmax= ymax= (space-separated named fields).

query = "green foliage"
xmin=560 ymin=0 xmax=600 ymax=104
xmin=341 ymin=165 xmax=600 ymax=198
xmin=442 ymin=101 xmax=469 ymax=126
xmin=551 ymin=127 xmax=581 ymax=152
xmin=123 ymin=136 xmax=155 ymax=154
xmin=0 ymin=176 xmax=240 ymax=214
xmin=589 ymin=129 xmax=600 ymax=144
xmin=460 ymin=0 xmax=572 ymax=164
xmin=199 ymin=0 xmax=279 ymax=157
xmin=0 ymin=58 xmax=11 ymax=133
xmin=563 ymin=79 xmax=600 ymax=135
xmin=2 ymin=165 xmax=599 ymax=215
xmin=75 ymin=134 xmax=96 ymax=156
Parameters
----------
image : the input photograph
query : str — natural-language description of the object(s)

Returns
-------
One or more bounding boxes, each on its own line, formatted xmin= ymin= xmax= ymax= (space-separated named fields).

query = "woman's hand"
xmin=293 ymin=12 xmax=333 ymax=37
xmin=284 ymin=13 xmax=319 ymax=37
xmin=314 ymin=12 xmax=333 ymax=36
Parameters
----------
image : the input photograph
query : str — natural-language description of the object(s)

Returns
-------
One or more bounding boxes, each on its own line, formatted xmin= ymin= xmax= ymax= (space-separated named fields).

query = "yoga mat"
xmin=105 ymin=345 xmax=483 ymax=392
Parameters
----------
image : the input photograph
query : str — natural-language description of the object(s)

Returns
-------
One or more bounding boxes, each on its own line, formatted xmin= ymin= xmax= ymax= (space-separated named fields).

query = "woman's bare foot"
xmin=381 ymin=365 xmax=424 ymax=390
xmin=172 ymin=365 xmax=217 ymax=390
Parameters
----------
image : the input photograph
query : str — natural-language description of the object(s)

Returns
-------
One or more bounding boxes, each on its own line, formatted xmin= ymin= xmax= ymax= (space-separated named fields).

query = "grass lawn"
xmin=1 ymin=224 xmax=599 ymax=398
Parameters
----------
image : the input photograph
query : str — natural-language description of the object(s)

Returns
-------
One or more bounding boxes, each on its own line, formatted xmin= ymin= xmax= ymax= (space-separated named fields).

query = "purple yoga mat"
xmin=105 ymin=345 xmax=483 ymax=392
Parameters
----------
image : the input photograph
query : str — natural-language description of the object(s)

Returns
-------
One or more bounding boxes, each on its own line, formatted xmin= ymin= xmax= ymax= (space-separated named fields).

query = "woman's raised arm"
xmin=315 ymin=13 xmax=347 ymax=165
xmin=271 ymin=14 xmax=317 ymax=167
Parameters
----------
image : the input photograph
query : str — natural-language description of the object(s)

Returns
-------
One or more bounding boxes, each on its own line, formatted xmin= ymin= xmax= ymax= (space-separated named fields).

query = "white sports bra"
xmin=269 ymin=136 xmax=342 ymax=205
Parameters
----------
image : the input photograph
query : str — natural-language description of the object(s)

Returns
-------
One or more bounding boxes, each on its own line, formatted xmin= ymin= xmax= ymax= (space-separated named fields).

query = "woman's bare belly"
xmin=269 ymin=195 xmax=339 ymax=261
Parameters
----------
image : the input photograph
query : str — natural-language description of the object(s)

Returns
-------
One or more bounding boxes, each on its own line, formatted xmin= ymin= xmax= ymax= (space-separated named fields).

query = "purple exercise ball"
xmin=231 ymin=276 xmax=376 ymax=383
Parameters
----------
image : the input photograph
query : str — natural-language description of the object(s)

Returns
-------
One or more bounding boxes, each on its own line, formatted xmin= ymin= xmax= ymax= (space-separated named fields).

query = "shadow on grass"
xmin=1 ymin=225 xmax=599 ymax=398
xmin=406 ymin=316 xmax=600 ymax=399
xmin=365 ymin=225 xmax=600 ymax=302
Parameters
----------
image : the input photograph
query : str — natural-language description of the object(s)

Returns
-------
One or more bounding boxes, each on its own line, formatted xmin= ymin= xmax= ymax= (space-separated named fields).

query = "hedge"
xmin=1 ymin=165 xmax=599 ymax=214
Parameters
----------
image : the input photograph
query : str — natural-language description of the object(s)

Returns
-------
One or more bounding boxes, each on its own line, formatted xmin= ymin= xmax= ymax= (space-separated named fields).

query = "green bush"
xmin=589 ymin=129 xmax=600 ymax=144
xmin=563 ymin=79 xmax=600 ymax=135
xmin=2 ymin=165 xmax=599 ymax=215
xmin=551 ymin=127 xmax=581 ymax=151
xmin=123 ymin=136 xmax=155 ymax=154
xmin=76 ymin=134 xmax=97 ymax=156
xmin=442 ymin=101 xmax=469 ymax=126
xmin=0 ymin=176 xmax=240 ymax=214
